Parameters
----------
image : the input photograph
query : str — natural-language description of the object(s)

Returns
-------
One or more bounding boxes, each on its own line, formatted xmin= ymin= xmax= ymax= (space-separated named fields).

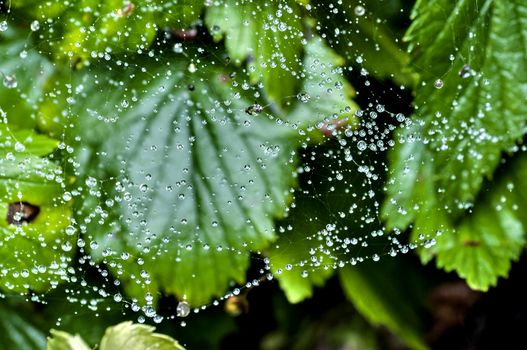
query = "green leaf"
xmin=10 ymin=0 xmax=204 ymax=62
xmin=339 ymin=260 xmax=428 ymax=350
xmin=99 ymin=322 xmax=185 ymax=350
xmin=288 ymin=37 xmax=359 ymax=133
xmin=0 ymin=32 xmax=73 ymax=292
xmin=0 ymin=125 xmax=59 ymax=156
xmin=399 ymin=0 xmax=527 ymax=213
xmin=0 ymin=29 xmax=55 ymax=128
xmin=205 ymin=0 xmax=304 ymax=108
xmin=311 ymin=0 xmax=415 ymax=86
xmin=47 ymin=322 xmax=186 ymax=350
xmin=0 ymin=152 xmax=74 ymax=292
xmin=383 ymin=0 xmax=527 ymax=291
xmin=46 ymin=330 xmax=91 ymax=350
xmin=0 ymin=302 xmax=47 ymax=350
xmin=62 ymin=54 xmax=297 ymax=305
xmin=433 ymin=154 xmax=527 ymax=290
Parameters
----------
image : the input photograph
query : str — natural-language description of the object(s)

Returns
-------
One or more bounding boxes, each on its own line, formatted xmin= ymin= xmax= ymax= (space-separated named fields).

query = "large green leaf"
xmin=205 ymin=0 xmax=304 ymax=108
xmin=59 ymin=52 xmax=299 ymax=305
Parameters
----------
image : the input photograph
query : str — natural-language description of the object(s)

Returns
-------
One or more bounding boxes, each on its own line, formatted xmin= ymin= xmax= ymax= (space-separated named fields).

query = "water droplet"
xmin=0 ymin=21 xmax=8 ymax=32
xmin=297 ymin=92 xmax=311 ymax=103
xmin=245 ymin=103 xmax=263 ymax=116
xmin=30 ymin=20 xmax=40 ymax=31
xmin=354 ymin=5 xmax=366 ymax=16
xmin=434 ymin=79 xmax=444 ymax=89
xmin=61 ymin=241 xmax=73 ymax=252
xmin=459 ymin=64 xmax=471 ymax=78
xmin=3 ymin=75 xmax=17 ymax=89
xmin=85 ymin=177 xmax=97 ymax=188
xmin=176 ymin=301 xmax=190 ymax=317
xmin=357 ymin=140 xmax=367 ymax=151
xmin=14 ymin=142 xmax=25 ymax=152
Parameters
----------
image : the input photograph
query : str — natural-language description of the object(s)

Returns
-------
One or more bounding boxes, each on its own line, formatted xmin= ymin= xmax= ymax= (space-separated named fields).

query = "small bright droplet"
xmin=434 ymin=79 xmax=444 ymax=89
xmin=0 ymin=21 xmax=8 ymax=32
xmin=354 ymin=5 xmax=366 ymax=16
xmin=30 ymin=20 xmax=40 ymax=31
xmin=188 ymin=63 xmax=197 ymax=73
xmin=176 ymin=301 xmax=190 ymax=317
xmin=3 ymin=75 xmax=17 ymax=89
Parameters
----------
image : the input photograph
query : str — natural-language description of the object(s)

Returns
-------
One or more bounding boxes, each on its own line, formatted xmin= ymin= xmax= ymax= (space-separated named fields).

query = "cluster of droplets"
xmin=0 ymin=0 xmax=452 ymax=330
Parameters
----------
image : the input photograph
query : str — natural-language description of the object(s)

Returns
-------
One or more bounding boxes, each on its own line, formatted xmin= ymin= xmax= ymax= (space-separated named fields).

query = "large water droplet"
xmin=0 ymin=21 xmax=8 ymax=32
xmin=176 ymin=301 xmax=190 ymax=317
xmin=354 ymin=5 xmax=366 ymax=16
xmin=30 ymin=20 xmax=40 ymax=31
xmin=3 ymin=75 xmax=17 ymax=89
xmin=296 ymin=92 xmax=311 ymax=103
xmin=14 ymin=142 xmax=25 ymax=152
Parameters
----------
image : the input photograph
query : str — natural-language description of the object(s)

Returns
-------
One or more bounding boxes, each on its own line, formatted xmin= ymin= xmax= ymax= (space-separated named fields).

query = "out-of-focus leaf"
xmin=0 ymin=302 xmax=47 ymax=350
xmin=0 ymin=124 xmax=59 ymax=156
xmin=206 ymin=0 xmax=304 ymax=108
xmin=47 ymin=322 xmax=186 ymax=350
xmin=99 ymin=322 xmax=185 ymax=350
xmin=312 ymin=0 xmax=415 ymax=86
xmin=46 ymin=330 xmax=91 ymax=350
xmin=10 ymin=0 xmax=204 ymax=62
xmin=0 ymin=29 xmax=54 ymax=128
xmin=339 ymin=259 xmax=428 ymax=350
